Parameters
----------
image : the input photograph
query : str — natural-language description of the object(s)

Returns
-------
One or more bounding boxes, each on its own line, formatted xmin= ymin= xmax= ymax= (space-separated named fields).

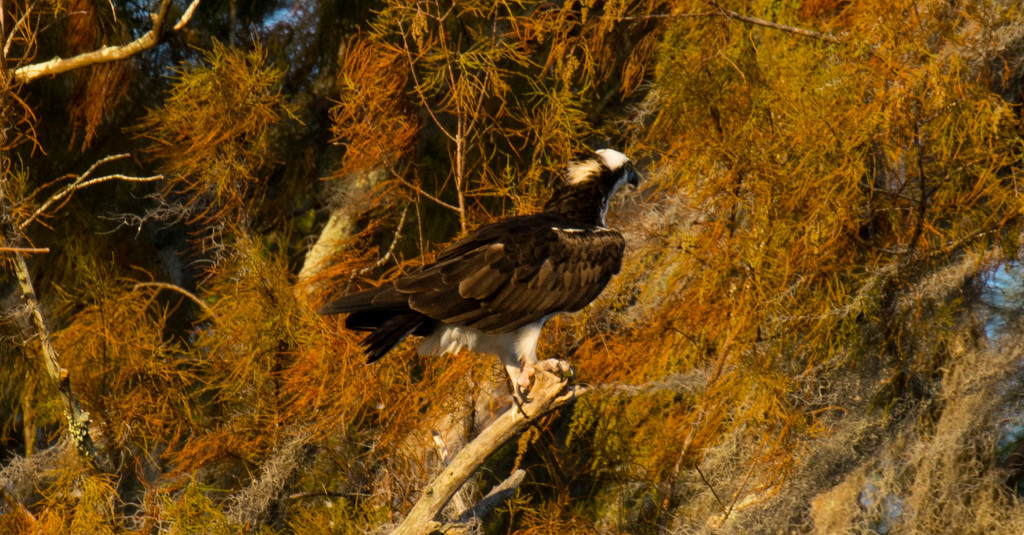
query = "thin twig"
xmin=394 ymin=175 xmax=461 ymax=213
xmin=695 ymin=464 xmax=726 ymax=513
xmin=396 ymin=19 xmax=456 ymax=143
xmin=133 ymin=282 xmax=219 ymax=324
xmin=722 ymin=442 xmax=764 ymax=523
xmin=4 ymin=0 xmax=41 ymax=58
xmin=19 ymin=154 xmax=162 ymax=231
xmin=348 ymin=206 xmax=408 ymax=286
xmin=707 ymin=0 xmax=840 ymax=43
xmin=434 ymin=0 xmax=469 ymax=234
xmin=0 ymin=246 xmax=49 ymax=254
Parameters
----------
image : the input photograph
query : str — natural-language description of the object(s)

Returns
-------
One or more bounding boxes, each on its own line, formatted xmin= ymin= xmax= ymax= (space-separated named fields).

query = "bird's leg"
xmin=513 ymin=358 xmax=573 ymax=400
xmin=498 ymin=364 xmax=531 ymax=419
xmin=517 ymin=361 xmax=537 ymax=396
xmin=497 ymin=348 xmax=537 ymax=416
xmin=499 ymin=351 xmax=573 ymax=413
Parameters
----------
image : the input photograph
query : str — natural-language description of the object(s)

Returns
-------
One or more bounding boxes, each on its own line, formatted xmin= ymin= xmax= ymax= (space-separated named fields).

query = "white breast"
xmin=418 ymin=316 xmax=552 ymax=366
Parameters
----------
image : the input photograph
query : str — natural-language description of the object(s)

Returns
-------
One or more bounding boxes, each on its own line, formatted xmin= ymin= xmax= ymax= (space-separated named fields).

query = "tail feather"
xmin=317 ymin=286 xmax=406 ymax=315
xmin=363 ymin=313 xmax=426 ymax=363
xmin=318 ymin=286 xmax=431 ymax=362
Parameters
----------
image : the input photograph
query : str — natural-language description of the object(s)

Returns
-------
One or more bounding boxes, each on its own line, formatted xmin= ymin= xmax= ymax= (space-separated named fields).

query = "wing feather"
xmin=388 ymin=214 xmax=624 ymax=334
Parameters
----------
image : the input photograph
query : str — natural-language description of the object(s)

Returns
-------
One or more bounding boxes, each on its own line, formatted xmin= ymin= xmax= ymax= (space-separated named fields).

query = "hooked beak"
xmin=627 ymin=168 xmax=641 ymax=190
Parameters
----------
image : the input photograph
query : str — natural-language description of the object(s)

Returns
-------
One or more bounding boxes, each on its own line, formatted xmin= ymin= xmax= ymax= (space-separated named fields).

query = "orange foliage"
xmin=7 ymin=0 xmax=1024 ymax=533
xmin=330 ymin=37 xmax=419 ymax=177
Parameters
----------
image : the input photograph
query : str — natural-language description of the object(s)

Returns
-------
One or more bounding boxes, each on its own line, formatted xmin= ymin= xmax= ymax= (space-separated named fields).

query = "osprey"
xmin=318 ymin=149 xmax=639 ymax=396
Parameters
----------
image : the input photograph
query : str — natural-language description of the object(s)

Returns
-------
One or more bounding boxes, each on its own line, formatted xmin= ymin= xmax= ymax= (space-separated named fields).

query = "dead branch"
xmin=11 ymin=0 xmax=203 ymax=83
xmin=12 ymin=252 xmax=96 ymax=460
xmin=0 ymin=246 xmax=48 ymax=254
xmin=390 ymin=373 xmax=584 ymax=535
xmin=19 ymin=153 xmax=162 ymax=231
xmin=433 ymin=470 xmax=526 ymax=535
xmin=451 ymin=469 xmax=525 ymax=526
xmin=389 ymin=372 xmax=705 ymax=534
xmin=6 ymin=154 xmax=166 ymax=463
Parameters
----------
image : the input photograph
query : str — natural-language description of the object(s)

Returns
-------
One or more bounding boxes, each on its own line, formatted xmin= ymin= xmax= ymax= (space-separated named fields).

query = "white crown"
xmin=595 ymin=148 xmax=630 ymax=171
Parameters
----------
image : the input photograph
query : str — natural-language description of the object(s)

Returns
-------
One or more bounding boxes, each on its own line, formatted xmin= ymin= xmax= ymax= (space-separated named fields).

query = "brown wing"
xmin=393 ymin=214 xmax=625 ymax=334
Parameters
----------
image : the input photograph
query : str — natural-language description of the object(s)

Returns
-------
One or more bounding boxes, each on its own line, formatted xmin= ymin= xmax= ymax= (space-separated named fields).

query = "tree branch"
xmin=453 ymin=469 xmax=525 ymax=525
xmin=387 ymin=371 xmax=705 ymax=535
xmin=390 ymin=373 xmax=584 ymax=535
xmin=5 ymin=154 xmax=166 ymax=463
xmin=133 ymin=282 xmax=219 ymax=324
xmin=707 ymin=0 xmax=840 ymax=44
xmin=0 ymin=246 xmax=48 ymax=254
xmin=394 ymin=174 xmax=462 ymax=213
xmin=11 ymin=0 xmax=203 ymax=83
xmin=12 ymin=252 xmax=96 ymax=460
xmin=396 ymin=19 xmax=456 ymax=143
xmin=19 ymin=153 xmax=162 ymax=231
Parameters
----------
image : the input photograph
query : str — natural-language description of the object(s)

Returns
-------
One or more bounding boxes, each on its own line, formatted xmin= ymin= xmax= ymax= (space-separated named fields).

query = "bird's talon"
xmin=514 ymin=383 xmax=533 ymax=404
xmin=534 ymin=359 xmax=574 ymax=383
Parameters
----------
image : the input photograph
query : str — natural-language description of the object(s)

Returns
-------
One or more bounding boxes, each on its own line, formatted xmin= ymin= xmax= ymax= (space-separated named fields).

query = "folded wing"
xmin=394 ymin=216 xmax=626 ymax=333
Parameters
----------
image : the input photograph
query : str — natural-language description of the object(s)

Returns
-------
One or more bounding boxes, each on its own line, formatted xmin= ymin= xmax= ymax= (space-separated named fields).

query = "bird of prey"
xmin=318 ymin=149 xmax=640 ymax=396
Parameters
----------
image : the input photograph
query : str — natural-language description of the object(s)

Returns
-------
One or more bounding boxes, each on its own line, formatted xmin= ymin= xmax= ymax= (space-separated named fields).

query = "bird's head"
xmin=563 ymin=148 xmax=641 ymax=196
xmin=566 ymin=149 xmax=640 ymax=191
xmin=546 ymin=148 xmax=641 ymax=225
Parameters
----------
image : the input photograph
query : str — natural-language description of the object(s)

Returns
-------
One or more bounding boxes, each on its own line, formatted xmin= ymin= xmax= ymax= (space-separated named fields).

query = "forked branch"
xmin=11 ymin=0 xmax=203 ymax=83
xmin=387 ymin=369 xmax=705 ymax=534
xmin=19 ymin=153 xmax=162 ymax=231
xmin=390 ymin=373 xmax=585 ymax=535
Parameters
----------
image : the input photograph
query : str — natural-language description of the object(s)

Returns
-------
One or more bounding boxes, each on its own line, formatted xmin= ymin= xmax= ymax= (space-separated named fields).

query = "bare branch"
xmin=19 ymin=154 xmax=162 ymax=231
xmin=2 ymin=154 xmax=167 ymax=463
xmin=390 ymin=374 xmax=584 ymax=535
xmin=386 ymin=370 xmax=707 ymax=534
xmin=173 ymin=0 xmax=201 ymax=31
xmin=346 ymin=205 xmax=408 ymax=285
xmin=0 ymin=246 xmax=49 ymax=254
xmin=12 ymin=253 xmax=96 ymax=460
xmin=394 ymin=174 xmax=462 ymax=213
xmin=11 ymin=0 xmax=203 ymax=83
xmin=454 ymin=469 xmax=525 ymax=525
